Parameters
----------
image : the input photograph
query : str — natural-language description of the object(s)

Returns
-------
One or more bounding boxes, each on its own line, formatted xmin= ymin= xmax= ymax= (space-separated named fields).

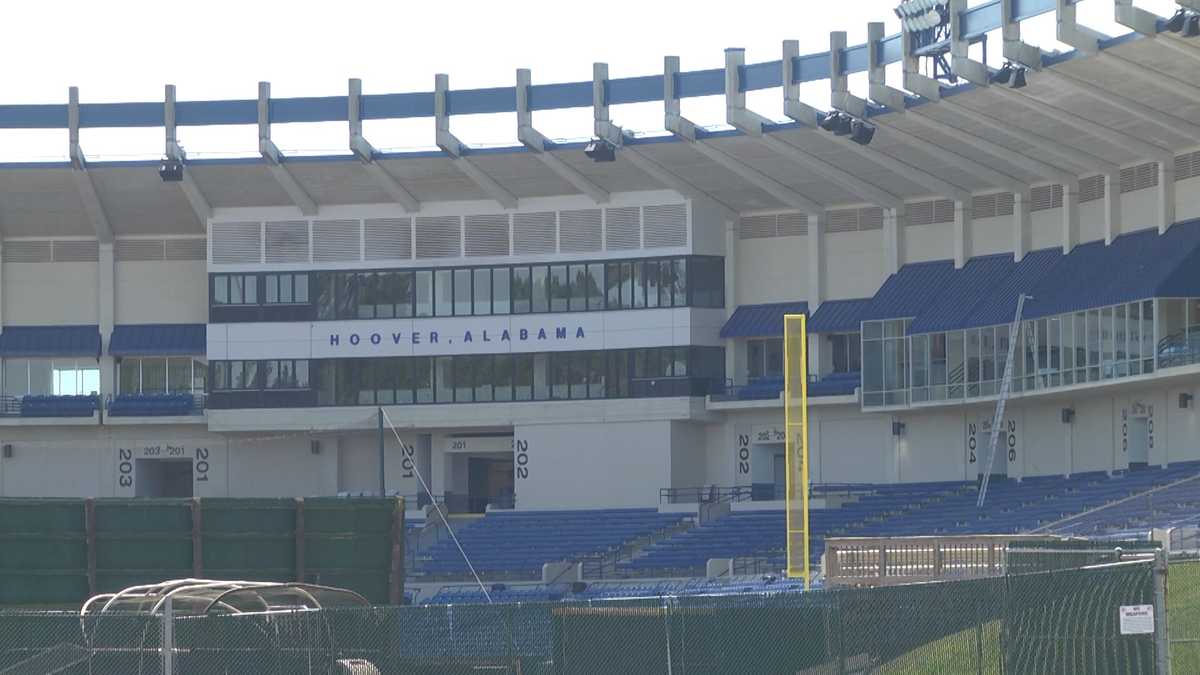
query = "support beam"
xmin=67 ymin=87 xmax=114 ymax=244
xmin=1114 ymin=0 xmax=1200 ymax=63
xmin=434 ymin=74 xmax=518 ymax=210
xmin=1062 ymin=183 xmax=1080 ymax=254
xmin=883 ymin=206 xmax=907 ymax=274
xmin=1026 ymin=68 xmax=1200 ymax=142
xmin=726 ymin=47 xmax=903 ymax=210
xmin=954 ymin=201 xmax=973 ymax=268
xmin=348 ymin=79 xmax=420 ymax=212
xmin=593 ymin=63 xmax=736 ymax=221
xmin=164 ymin=85 xmax=212 ymax=224
xmin=806 ymin=212 xmax=825 ymax=310
xmin=517 ymin=69 xmax=609 ymax=204
xmin=828 ymin=32 xmax=971 ymax=204
xmin=258 ymin=82 xmax=318 ymax=216
xmin=666 ymin=55 xmax=823 ymax=214
xmin=1103 ymin=173 xmax=1120 ymax=245
xmin=1096 ymin=52 xmax=1200 ymax=108
xmin=1013 ymin=189 xmax=1032 ymax=261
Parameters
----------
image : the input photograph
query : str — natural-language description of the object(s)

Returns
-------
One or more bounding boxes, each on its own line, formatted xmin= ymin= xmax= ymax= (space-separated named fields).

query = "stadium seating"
xmin=19 ymin=395 xmax=98 ymax=418
xmin=806 ymin=371 xmax=860 ymax=397
xmin=415 ymin=508 xmax=688 ymax=579
xmin=422 ymin=575 xmax=811 ymax=605
xmin=107 ymin=393 xmax=199 ymax=417
xmin=1047 ymin=467 xmax=1200 ymax=537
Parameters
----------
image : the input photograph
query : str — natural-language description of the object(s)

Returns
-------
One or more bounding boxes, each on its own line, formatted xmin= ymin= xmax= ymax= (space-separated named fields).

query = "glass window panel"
xmin=1101 ymin=306 xmax=1114 ymax=377
xmin=54 ymin=366 xmax=78 ymax=396
xmin=295 ymin=360 xmax=309 ymax=389
xmin=492 ymin=268 xmax=510 ymax=315
xmin=119 ymin=359 xmax=140 ymax=395
xmin=1062 ymin=315 xmax=1075 ymax=371
xmin=435 ymin=356 xmax=454 ymax=402
xmin=336 ymin=274 xmax=357 ymax=319
xmin=605 ymin=263 xmax=623 ymax=309
xmin=142 ymin=358 xmax=167 ymax=393
xmin=474 ymin=269 xmax=492 ymax=316
xmin=279 ymin=275 xmax=294 ymax=304
xmin=415 ymin=271 xmax=434 ymax=317
xmin=168 ymin=358 xmax=191 ymax=393
xmin=646 ymin=261 xmax=661 ymax=308
xmin=532 ymin=354 xmax=549 ymax=400
xmin=391 ymin=272 xmax=413 ymax=318
xmin=315 ymin=273 xmax=336 ymax=320
xmin=265 ymin=274 xmax=279 ymax=304
xmin=764 ymin=338 xmax=783 ymax=377
xmin=569 ymin=353 xmax=588 ymax=398
xmin=193 ymin=360 xmax=206 ymax=393
xmin=569 ymin=265 xmax=588 ymax=312
xmin=454 ymin=356 xmax=474 ymax=402
xmin=494 ymin=355 xmax=514 ymax=402
xmin=531 ymin=266 xmax=549 ymax=313
xmin=375 ymin=359 xmax=396 ymax=405
xmin=588 ymin=351 xmax=605 ymax=398
xmin=549 ymin=265 xmax=569 ymax=312
xmin=672 ymin=258 xmax=687 ymax=307
xmin=390 ymin=359 xmax=410 ymax=405
xmin=355 ymin=360 xmax=375 ymax=404
xmin=551 ymin=353 xmax=571 ymax=399
xmin=263 ymin=360 xmax=280 ymax=389
xmin=1129 ymin=303 xmax=1142 ymax=361
xmin=229 ymin=275 xmax=246 ymax=304
xmin=863 ymin=321 xmax=883 ymax=340
xmin=947 ymin=331 xmax=964 ymax=397
xmin=621 ymin=262 xmax=635 ymax=308
xmin=748 ymin=340 xmax=765 ymax=379
xmin=435 ymin=269 xmax=454 ymax=317
xmin=607 ymin=350 xmax=628 ymax=398
xmin=213 ymin=276 xmax=229 ymax=305
xmin=80 ymin=368 xmax=99 ymax=396
xmin=357 ymin=273 xmax=377 ymax=319
xmin=657 ymin=260 xmax=673 ymax=307
xmin=512 ymin=267 xmax=531 ymax=314
xmin=930 ymin=333 xmax=947 ymax=387
xmin=514 ymin=354 xmax=534 ymax=401
xmin=474 ymin=355 xmax=493 ymax=402
xmin=587 ymin=263 xmax=604 ymax=311
xmin=413 ymin=358 xmax=433 ymax=403
xmin=294 ymin=274 xmax=309 ymax=304
xmin=1115 ymin=304 xmax=1128 ymax=375
xmin=671 ymin=346 xmax=688 ymax=378
xmin=373 ymin=273 xmax=396 ymax=319
xmin=632 ymin=261 xmax=646 ymax=309
xmin=243 ymin=275 xmax=257 ymax=304
xmin=454 ymin=269 xmax=473 ymax=316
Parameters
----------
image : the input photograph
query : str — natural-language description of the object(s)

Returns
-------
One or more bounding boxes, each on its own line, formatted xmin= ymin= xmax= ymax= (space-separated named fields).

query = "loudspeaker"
xmin=1061 ymin=408 xmax=1075 ymax=424
xmin=570 ymin=581 xmax=588 ymax=594
xmin=1 ymin=444 xmax=11 ymax=459
xmin=1180 ymin=393 xmax=1194 ymax=410
xmin=310 ymin=440 xmax=321 ymax=455
xmin=891 ymin=421 xmax=906 ymax=437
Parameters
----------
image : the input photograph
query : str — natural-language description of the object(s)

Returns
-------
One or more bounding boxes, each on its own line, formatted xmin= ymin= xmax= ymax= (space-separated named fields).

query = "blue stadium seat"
xmin=19 ymin=395 xmax=98 ymax=418
xmin=108 ymin=393 xmax=197 ymax=417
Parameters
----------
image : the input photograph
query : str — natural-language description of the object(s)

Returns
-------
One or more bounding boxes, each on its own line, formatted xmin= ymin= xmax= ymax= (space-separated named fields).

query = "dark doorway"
xmin=135 ymin=459 xmax=193 ymax=497
xmin=467 ymin=457 xmax=515 ymax=513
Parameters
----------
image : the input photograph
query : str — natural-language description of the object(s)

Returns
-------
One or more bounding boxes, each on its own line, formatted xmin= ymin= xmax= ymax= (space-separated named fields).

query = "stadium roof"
xmin=0 ymin=2 xmax=1195 ymax=240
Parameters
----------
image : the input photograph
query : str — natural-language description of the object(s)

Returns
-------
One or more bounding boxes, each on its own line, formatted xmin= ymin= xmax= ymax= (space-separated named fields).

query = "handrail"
xmin=0 ymin=1 xmax=1053 ymax=132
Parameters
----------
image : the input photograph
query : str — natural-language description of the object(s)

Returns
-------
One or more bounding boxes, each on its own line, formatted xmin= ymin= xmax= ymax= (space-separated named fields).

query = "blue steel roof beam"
xmin=725 ymin=47 xmax=903 ymax=211
xmin=1115 ymin=0 xmax=1200 ymax=62
xmin=257 ymin=82 xmax=318 ymax=217
xmin=67 ymin=87 xmax=114 ymax=244
xmin=348 ymin=78 xmax=420 ymax=213
xmin=664 ymin=55 xmax=825 ymax=214
xmin=516 ymin=68 xmax=609 ymax=205
xmin=434 ymin=74 xmax=518 ymax=210
xmin=164 ymin=84 xmax=211 ymax=224
xmin=592 ymin=63 xmax=738 ymax=222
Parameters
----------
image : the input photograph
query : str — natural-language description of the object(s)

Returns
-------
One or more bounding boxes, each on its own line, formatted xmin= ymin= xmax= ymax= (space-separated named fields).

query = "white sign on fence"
xmin=1118 ymin=604 xmax=1155 ymax=635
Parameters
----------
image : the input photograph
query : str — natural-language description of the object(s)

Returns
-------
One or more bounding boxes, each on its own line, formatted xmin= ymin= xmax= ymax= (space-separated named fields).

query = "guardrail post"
xmin=191 ymin=498 xmax=203 ymax=578
xmin=294 ymin=498 xmax=306 ymax=583
xmin=1153 ymin=548 xmax=1171 ymax=675
xmin=84 ymin=498 xmax=96 ymax=597
xmin=162 ymin=595 xmax=174 ymax=675
xmin=389 ymin=496 xmax=406 ymax=605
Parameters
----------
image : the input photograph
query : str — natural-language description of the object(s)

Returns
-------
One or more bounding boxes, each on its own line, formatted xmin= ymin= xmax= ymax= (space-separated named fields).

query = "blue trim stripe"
xmin=741 ymin=61 xmax=782 ymax=91
xmin=529 ymin=81 xmax=592 ymax=111
xmin=446 ymin=86 xmax=516 ymax=116
xmin=0 ymin=325 xmax=101 ymax=358
xmin=675 ymin=68 xmax=725 ymax=99
xmin=109 ymin=324 xmax=206 ymax=357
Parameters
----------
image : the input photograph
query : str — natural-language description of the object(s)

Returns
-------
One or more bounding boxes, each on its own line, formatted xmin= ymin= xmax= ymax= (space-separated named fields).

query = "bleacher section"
xmin=422 ymin=575 xmax=809 ymax=605
xmin=18 ymin=395 xmax=98 ymax=418
xmin=1049 ymin=470 xmax=1200 ymax=537
xmin=714 ymin=371 xmax=860 ymax=401
xmin=416 ymin=508 xmax=687 ymax=579
xmin=107 ymin=393 xmax=200 ymax=417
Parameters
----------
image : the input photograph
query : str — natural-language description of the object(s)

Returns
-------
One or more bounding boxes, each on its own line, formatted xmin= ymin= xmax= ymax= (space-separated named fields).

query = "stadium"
xmin=1 ymin=0 xmax=1200 ymax=671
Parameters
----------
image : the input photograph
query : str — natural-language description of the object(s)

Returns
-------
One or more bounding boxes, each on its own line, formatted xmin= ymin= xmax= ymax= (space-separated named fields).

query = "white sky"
xmin=0 ymin=0 xmax=1180 ymax=161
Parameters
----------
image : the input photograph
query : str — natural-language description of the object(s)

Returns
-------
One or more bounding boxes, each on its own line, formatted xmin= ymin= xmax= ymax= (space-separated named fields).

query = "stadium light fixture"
xmin=1184 ymin=13 xmax=1200 ymax=38
xmin=990 ymin=63 xmax=1013 ymax=85
xmin=1165 ymin=9 xmax=1187 ymax=33
xmin=583 ymin=138 xmax=616 ymax=162
xmin=850 ymin=119 xmax=876 ymax=146
xmin=818 ymin=112 xmax=841 ymax=132
xmin=158 ymin=157 xmax=184 ymax=182
xmin=1010 ymin=67 xmax=1027 ymax=89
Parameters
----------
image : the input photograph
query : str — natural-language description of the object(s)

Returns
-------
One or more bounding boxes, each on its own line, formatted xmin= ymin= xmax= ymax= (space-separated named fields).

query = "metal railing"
xmin=105 ymin=393 xmax=206 ymax=416
xmin=823 ymin=534 xmax=1060 ymax=586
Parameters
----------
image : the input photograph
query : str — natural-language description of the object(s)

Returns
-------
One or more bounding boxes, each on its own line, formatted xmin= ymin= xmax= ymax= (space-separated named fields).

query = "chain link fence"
xmin=0 ymin=559 xmax=1172 ymax=674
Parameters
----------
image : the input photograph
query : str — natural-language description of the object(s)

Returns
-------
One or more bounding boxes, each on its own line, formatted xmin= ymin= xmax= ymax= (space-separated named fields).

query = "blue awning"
xmin=719 ymin=301 xmax=808 ymax=338
xmin=0 ymin=325 xmax=101 ymax=358
xmin=860 ymin=259 xmax=958 ymax=322
xmin=808 ymin=298 xmax=872 ymax=333
xmin=109 ymin=324 xmax=206 ymax=356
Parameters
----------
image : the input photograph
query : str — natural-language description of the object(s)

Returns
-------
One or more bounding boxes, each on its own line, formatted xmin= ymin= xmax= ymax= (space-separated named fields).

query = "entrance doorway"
xmin=1127 ymin=416 xmax=1150 ymax=469
xmin=467 ymin=457 xmax=514 ymax=513
xmin=134 ymin=459 xmax=192 ymax=497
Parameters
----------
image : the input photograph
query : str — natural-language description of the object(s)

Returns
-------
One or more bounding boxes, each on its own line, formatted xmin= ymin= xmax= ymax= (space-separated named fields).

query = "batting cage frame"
xmin=783 ymin=313 xmax=810 ymax=587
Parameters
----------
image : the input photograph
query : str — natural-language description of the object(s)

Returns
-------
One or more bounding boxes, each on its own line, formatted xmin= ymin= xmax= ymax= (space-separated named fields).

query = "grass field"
xmin=1170 ymin=560 xmax=1200 ymax=674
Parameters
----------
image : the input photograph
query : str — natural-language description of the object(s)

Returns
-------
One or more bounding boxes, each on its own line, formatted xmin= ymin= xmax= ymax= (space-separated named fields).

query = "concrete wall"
xmin=734 ymin=235 xmax=806 ymax=304
xmin=115 ymin=260 xmax=207 ymax=324
xmin=903 ymin=222 xmax=952 ymax=264
xmin=825 ymin=230 xmax=885 ymax=300
xmin=3 ymin=262 xmax=99 ymax=326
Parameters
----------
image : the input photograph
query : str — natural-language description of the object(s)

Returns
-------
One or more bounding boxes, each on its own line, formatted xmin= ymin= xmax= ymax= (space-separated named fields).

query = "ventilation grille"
xmin=1120 ymin=161 xmax=1159 ymax=194
xmin=365 ymin=218 xmax=413 ymax=261
xmin=265 ymin=220 xmax=310 ymax=263
xmin=464 ymin=214 xmax=510 ymax=257
xmin=166 ymin=238 xmax=206 ymax=261
xmin=559 ymin=209 xmax=602 ymax=253
xmin=907 ymin=201 xmax=934 ymax=227
xmin=1030 ymin=184 xmax=1063 ymax=212
xmin=3 ymin=241 xmax=53 ymax=263
xmin=415 ymin=216 xmax=462 ymax=258
xmin=605 ymin=207 xmax=641 ymax=250
xmin=52 ymin=240 xmax=99 ymax=262
xmin=971 ymin=193 xmax=1015 ymax=219
xmin=116 ymin=239 xmax=166 ymax=261
xmin=826 ymin=208 xmax=859 ymax=234
xmin=513 ymin=211 xmax=557 ymax=255
xmin=642 ymin=203 xmax=688 ymax=247
xmin=210 ymin=222 xmax=262 ymax=264
xmin=1175 ymin=151 xmax=1200 ymax=182
xmin=738 ymin=212 xmax=808 ymax=239
xmin=1078 ymin=175 xmax=1106 ymax=204
xmin=312 ymin=219 xmax=361 ymax=262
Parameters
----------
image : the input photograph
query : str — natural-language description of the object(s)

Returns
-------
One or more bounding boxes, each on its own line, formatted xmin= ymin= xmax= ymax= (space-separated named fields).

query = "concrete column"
xmin=724 ymin=221 xmax=738 ymax=384
xmin=1158 ymin=160 xmax=1176 ymax=234
xmin=98 ymin=242 xmax=115 ymax=399
xmin=1061 ymin=184 xmax=1080 ymax=254
xmin=1103 ymin=174 xmax=1121 ymax=244
xmin=884 ymin=206 xmax=907 ymax=274
xmin=954 ymin=199 xmax=972 ymax=268
xmin=806 ymin=213 xmax=825 ymax=310
xmin=1013 ymin=190 xmax=1032 ymax=262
